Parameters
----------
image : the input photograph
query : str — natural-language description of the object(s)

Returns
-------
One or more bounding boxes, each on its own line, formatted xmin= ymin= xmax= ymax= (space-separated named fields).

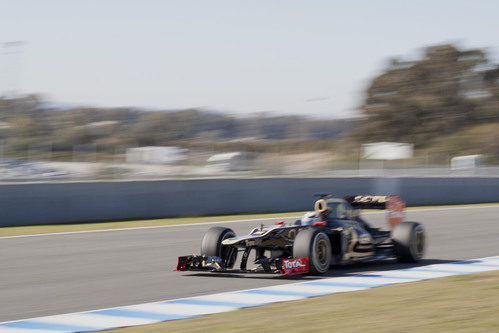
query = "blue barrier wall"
xmin=0 ymin=177 xmax=497 ymax=226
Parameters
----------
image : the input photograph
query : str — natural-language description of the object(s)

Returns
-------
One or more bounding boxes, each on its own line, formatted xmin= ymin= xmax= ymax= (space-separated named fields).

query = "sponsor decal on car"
xmin=280 ymin=257 xmax=309 ymax=275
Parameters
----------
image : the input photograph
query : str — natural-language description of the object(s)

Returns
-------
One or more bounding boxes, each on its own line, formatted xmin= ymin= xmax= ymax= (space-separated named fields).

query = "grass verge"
xmin=109 ymin=270 xmax=499 ymax=333
xmin=0 ymin=211 xmax=306 ymax=237
xmin=1 ymin=202 xmax=498 ymax=238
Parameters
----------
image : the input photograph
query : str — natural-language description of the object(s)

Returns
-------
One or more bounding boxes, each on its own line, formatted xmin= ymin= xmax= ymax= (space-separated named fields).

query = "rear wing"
xmin=344 ymin=195 xmax=406 ymax=228
xmin=344 ymin=195 xmax=390 ymax=209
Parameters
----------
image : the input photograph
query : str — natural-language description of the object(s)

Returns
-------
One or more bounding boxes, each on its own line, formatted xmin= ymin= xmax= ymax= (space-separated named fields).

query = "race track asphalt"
xmin=1 ymin=206 xmax=498 ymax=322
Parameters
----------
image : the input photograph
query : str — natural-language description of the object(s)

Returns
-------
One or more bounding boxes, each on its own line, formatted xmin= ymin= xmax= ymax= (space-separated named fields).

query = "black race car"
xmin=176 ymin=194 xmax=425 ymax=275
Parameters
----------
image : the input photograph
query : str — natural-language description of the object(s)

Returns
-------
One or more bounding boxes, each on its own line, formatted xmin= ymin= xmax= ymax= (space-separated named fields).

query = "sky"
xmin=0 ymin=0 xmax=498 ymax=118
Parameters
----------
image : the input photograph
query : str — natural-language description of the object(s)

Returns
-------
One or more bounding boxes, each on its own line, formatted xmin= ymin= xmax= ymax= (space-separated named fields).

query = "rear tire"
xmin=391 ymin=222 xmax=425 ymax=262
xmin=201 ymin=227 xmax=237 ymax=268
xmin=293 ymin=229 xmax=332 ymax=275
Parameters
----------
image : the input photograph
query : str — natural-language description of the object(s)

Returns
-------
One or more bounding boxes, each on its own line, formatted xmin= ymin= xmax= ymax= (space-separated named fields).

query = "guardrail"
xmin=0 ymin=177 xmax=498 ymax=226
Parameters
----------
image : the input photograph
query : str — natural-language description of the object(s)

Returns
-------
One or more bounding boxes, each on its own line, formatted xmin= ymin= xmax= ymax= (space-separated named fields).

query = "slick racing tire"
xmin=201 ymin=227 xmax=237 ymax=268
xmin=391 ymin=221 xmax=425 ymax=263
xmin=293 ymin=229 xmax=332 ymax=275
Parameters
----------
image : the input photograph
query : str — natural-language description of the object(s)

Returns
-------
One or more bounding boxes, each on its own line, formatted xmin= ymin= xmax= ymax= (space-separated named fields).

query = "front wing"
xmin=176 ymin=255 xmax=309 ymax=276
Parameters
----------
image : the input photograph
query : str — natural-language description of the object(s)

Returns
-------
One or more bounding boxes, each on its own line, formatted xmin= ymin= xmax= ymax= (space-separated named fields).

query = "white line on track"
xmin=0 ymin=216 xmax=303 ymax=240
xmin=1 ymin=204 xmax=498 ymax=240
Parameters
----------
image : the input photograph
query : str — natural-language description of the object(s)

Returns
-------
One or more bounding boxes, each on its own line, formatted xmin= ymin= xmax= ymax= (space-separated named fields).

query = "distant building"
xmin=0 ymin=121 xmax=12 ymax=130
xmin=206 ymin=152 xmax=255 ymax=172
xmin=80 ymin=121 xmax=120 ymax=136
xmin=451 ymin=155 xmax=482 ymax=170
xmin=362 ymin=142 xmax=414 ymax=160
xmin=126 ymin=146 xmax=187 ymax=164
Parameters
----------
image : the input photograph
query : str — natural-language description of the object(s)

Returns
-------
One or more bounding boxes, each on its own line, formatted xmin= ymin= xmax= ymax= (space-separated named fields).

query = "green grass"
xmin=1 ymin=202 xmax=497 ymax=238
xmin=108 ymin=270 xmax=499 ymax=333
xmin=0 ymin=211 xmax=307 ymax=237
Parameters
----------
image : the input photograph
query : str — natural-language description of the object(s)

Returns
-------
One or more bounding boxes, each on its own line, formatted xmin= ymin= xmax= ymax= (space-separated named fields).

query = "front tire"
xmin=293 ymin=229 xmax=332 ymax=275
xmin=391 ymin=222 xmax=425 ymax=262
xmin=201 ymin=227 xmax=237 ymax=268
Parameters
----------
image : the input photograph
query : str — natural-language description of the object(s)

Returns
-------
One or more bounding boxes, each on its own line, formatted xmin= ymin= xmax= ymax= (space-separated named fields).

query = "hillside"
xmin=0 ymin=95 xmax=358 ymax=158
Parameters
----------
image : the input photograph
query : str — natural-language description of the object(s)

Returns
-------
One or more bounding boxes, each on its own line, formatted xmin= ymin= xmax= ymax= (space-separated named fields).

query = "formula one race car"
xmin=176 ymin=194 xmax=425 ymax=276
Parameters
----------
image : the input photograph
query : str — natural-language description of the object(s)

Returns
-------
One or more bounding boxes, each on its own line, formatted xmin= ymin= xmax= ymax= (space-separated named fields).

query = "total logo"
xmin=284 ymin=259 xmax=307 ymax=269
xmin=281 ymin=257 xmax=309 ymax=275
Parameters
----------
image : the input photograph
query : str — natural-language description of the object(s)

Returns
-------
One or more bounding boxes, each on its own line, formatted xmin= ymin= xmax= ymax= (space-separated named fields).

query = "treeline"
xmin=0 ymin=95 xmax=357 ymax=157
xmin=1 ymin=43 xmax=497 ymax=161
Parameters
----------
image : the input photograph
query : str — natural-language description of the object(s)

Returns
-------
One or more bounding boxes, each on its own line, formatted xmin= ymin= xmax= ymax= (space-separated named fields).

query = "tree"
xmin=359 ymin=44 xmax=498 ymax=147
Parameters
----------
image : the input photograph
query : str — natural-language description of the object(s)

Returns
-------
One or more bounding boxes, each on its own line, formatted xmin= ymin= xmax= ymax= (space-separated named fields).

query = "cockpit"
xmin=314 ymin=198 xmax=355 ymax=221
xmin=297 ymin=198 xmax=357 ymax=226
